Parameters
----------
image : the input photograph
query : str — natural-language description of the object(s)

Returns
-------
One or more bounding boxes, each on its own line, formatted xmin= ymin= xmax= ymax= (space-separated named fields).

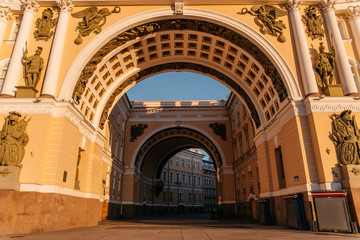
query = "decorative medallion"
xmin=72 ymin=6 xmax=121 ymax=45
xmin=34 ymin=8 xmax=56 ymax=41
xmin=331 ymin=110 xmax=360 ymax=165
xmin=238 ymin=5 xmax=287 ymax=42
xmin=209 ymin=122 xmax=227 ymax=141
xmin=130 ymin=124 xmax=148 ymax=142
xmin=302 ymin=6 xmax=325 ymax=40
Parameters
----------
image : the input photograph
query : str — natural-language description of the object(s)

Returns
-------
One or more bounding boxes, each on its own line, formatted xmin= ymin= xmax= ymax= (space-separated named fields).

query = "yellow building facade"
xmin=0 ymin=0 xmax=360 ymax=235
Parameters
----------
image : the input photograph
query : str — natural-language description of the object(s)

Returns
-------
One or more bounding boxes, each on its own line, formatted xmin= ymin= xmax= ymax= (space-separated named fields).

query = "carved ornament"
xmin=72 ymin=19 xmax=288 ymax=107
xmin=346 ymin=6 xmax=360 ymax=20
xmin=331 ymin=110 xmax=360 ymax=165
xmin=0 ymin=112 xmax=31 ymax=168
xmin=314 ymin=42 xmax=336 ymax=89
xmin=21 ymin=0 xmax=39 ymax=12
xmin=302 ymin=6 xmax=325 ymax=40
xmin=23 ymin=46 xmax=44 ymax=88
xmin=72 ymin=6 xmax=121 ymax=45
xmin=0 ymin=168 xmax=12 ymax=177
xmin=352 ymin=167 xmax=360 ymax=176
xmin=174 ymin=1 xmax=184 ymax=15
xmin=0 ymin=7 xmax=12 ymax=22
xmin=209 ymin=122 xmax=227 ymax=141
xmin=58 ymin=0 xmax=74 ymax=12
xmin=238 ymin=5 xmax=287 ymax=42
xmin=99 ymin=73 xmax=138 ymax=129
xmin=130 ymin=124 xmax=148 ymax=142
xmin=34 ymin=8 xmax=56 ymax=41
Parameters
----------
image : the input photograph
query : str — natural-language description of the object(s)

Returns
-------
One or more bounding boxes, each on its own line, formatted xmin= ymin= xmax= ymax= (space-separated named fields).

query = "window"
xmin=163 ymin=191 xmax=167 ymax=202
xmin=163 ymin=171 xmax=167 ymax=183
xmin=170 ymin=192 xmax=173 ymax=202
xmin=194 ymin=193 xmax=197 ymax=202
xmin=182 ymin=160 xmax=185 ymax=167
xmin=188 ymin=161 xmax=191 ymax=168
xmin=170 ymin=172 xmax=173 ymax=183
xmin=176 ymin=172 xmax=180 ymax=183
xmin=199 ymin=193 xmax=202 ymax=203
xmin=237 ymin=111 xmax=240 ymax=126
xmin=198 ymin=176 xmax=201 ymax=185
xmin=275 ymin=147 xmax=286 ymax=189
xmin=117 ymin=113 xmax=121 ymax=125
xmin=244 ymin=125 xmax=249 ymax=151
xmin=189 ymin=193 xmax=192 ymax=202
xmin=182 ymin=173 xmax=185 ymax=184
xmin=242 ymin=174 xmax=246 ymax=194
xmin=0 ymin=61 xmax=9 ymax=92
xmin=188 ymin=175 xmax=191 ymax=185
xmin=8 ymin=18 xmax=20 ymax=41
xmin=249 ymin=171 xmax=253 ymax=193
xmin=238 ymin=133 xmax=243 ymax=156
xmin=170 ymin=158 xmax=173 ymax=165
xmin=193 ymin=162 xmax=195 ymax=169
xmin=198 ymin=163 xmax=200 ymax=170
xmin=193 ymin=175 xmax=196 ymax=186
xmin=176 ymin=158 xmax=179 ymax=166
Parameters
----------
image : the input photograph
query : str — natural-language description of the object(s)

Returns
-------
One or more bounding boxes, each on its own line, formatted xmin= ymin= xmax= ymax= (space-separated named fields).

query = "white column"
xmin=287 ymin=0 xmax=319 ymax=96
xmin=321 ymin=0 xmax=358 ymax=95
xmin=0 ymin=7 xmax=12 ymax=49
xmin=347 ymin=6 xmax=360 ymax=62
xmin=41 ymin=0 xmax=73 ymax=98
xmin=0 ymin=0 xmax=38 ymax=97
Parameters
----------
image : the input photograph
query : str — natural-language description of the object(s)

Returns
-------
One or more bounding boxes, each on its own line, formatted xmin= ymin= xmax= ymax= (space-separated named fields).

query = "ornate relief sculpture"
xmin=331 ymin=110 xmax=360 ymax=165
xmin=0 ymin=112 xmax=30 ymax=167
xmin=209 ymin=123 xmax=227 ymax=141
xmin=130 ymin=124 xmax=148 ymax=142
xmin=302 ymin=6 xmax=325 ymax=40
xmin=23 ymin=46 xmax=44 ymax=88
xmin=314 ymin=42 xmax=336 ymax=88
xmin=239 ymin=5 xmax=287 ymax=42
xmin=34 ymin=8 xmax=56 ymax=41
xmin=72 ymin=6 xmax=121 ymax=44
xmin=99 ymin=74 xmax=138 ymax=129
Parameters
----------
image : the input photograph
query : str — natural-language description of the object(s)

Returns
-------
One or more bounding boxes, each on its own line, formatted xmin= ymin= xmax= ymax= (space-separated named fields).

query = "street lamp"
xmin=175 ymin=180 xmax=181 ymax=214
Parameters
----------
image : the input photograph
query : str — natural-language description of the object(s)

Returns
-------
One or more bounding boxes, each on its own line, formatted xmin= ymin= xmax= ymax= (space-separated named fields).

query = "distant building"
xmin=202 ymin=160 xmax=217 ymax=212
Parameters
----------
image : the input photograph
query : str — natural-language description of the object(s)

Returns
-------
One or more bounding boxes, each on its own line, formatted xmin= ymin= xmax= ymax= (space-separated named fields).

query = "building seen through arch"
xmin=1 ymin=0 xmax=360 ymax=235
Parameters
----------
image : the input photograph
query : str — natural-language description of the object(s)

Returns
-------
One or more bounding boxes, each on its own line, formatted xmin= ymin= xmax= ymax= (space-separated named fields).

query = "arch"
xmin=129 ymin=123 xmax=227 ymax=169
xmin=59 ymin=8 xmax=300 ymax=130
xmin=134 ymin=127 xmax=223 ymax=180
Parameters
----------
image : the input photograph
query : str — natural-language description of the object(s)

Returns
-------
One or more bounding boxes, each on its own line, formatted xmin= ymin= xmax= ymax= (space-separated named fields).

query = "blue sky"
xmin=126 ymin=72 xmax=231 ymax=101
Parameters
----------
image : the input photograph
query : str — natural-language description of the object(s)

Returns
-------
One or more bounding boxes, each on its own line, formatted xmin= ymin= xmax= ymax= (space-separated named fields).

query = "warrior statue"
xmin=314 ymin=42 xmax=335 ymax=89
xmin=331 ymin=110 xmax=360 ymax=165
xmin=0 ymin=112 xmax=31 ymax=167
xmin=23 ymin=46 xmax=44 ymax=88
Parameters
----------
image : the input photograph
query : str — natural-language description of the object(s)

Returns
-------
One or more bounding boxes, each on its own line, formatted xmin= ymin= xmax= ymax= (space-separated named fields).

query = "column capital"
xmin=0 ymin=6 xmax=12 ymax=23
xmin=57 ymin=0 xmax=74 ymax=13
xmin=346 ymin=6 xmax=360 ymax=20
xmin=286 ymin=0 xmax=302 ymax=11
xmin=321 ymin=0 xmax=336 ymax=12
xmin=21 ymin=0 xmax=39 ymax=13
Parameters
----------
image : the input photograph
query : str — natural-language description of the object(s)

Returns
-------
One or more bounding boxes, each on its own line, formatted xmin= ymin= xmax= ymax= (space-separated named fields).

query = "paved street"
xmin=1 ymin=214 xmax=359 ymax=240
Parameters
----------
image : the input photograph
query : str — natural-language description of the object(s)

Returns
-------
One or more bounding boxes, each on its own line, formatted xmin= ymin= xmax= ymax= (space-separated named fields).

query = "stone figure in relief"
xmin=23 ymin=46 xmax=44 ymax=88
xmin=0 ymin=112 xmax=30 ymax=167
xmin=239 ymin=5 xmax=287 ymax=42
xmin=302 ymin=6 xmax=324 ymax=40
xmin=314 ymin=42 xmax=335 ymax=88
xmin=72 ymin=6 xmax=120 ymax=44
xmin=331 ymin=110 xmax=360 ymax=165
xmin=34 ymin=8 xmax=56 ymax=41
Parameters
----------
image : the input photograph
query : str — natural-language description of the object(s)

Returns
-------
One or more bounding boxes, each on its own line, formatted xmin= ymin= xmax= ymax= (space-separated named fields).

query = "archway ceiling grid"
xmin=77 ymin=30 xmax=285 ymax=127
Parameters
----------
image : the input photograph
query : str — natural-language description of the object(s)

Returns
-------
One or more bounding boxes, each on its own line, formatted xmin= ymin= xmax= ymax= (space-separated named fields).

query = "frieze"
xmin=72 ymin=19 xmax=288 ymax=105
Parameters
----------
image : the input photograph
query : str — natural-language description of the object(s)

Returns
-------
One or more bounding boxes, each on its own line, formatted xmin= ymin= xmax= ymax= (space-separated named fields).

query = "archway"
xmin=58 ymin=9 xmax=301 ymax=134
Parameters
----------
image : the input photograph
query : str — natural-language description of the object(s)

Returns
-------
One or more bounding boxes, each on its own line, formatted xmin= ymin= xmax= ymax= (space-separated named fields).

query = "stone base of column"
xmin=0 ymin=94 xmax=14 ymax=98
xmin=15 ymin=86 xmax=38 ymax=98
xmin=40 ymin=94 xmax=55 ymax=98
xmin=322 ymin=84 xmax=344 ymax=96
xmin=0 ymin=166 xmax=21 ymax=191
xmin=346 ymin=93 xmax=360 ymax=97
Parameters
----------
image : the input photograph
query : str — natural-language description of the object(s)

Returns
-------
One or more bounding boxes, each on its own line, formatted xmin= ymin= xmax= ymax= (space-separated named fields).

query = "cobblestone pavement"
xmin=1 ymin=214 xmax=359 ymax=240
